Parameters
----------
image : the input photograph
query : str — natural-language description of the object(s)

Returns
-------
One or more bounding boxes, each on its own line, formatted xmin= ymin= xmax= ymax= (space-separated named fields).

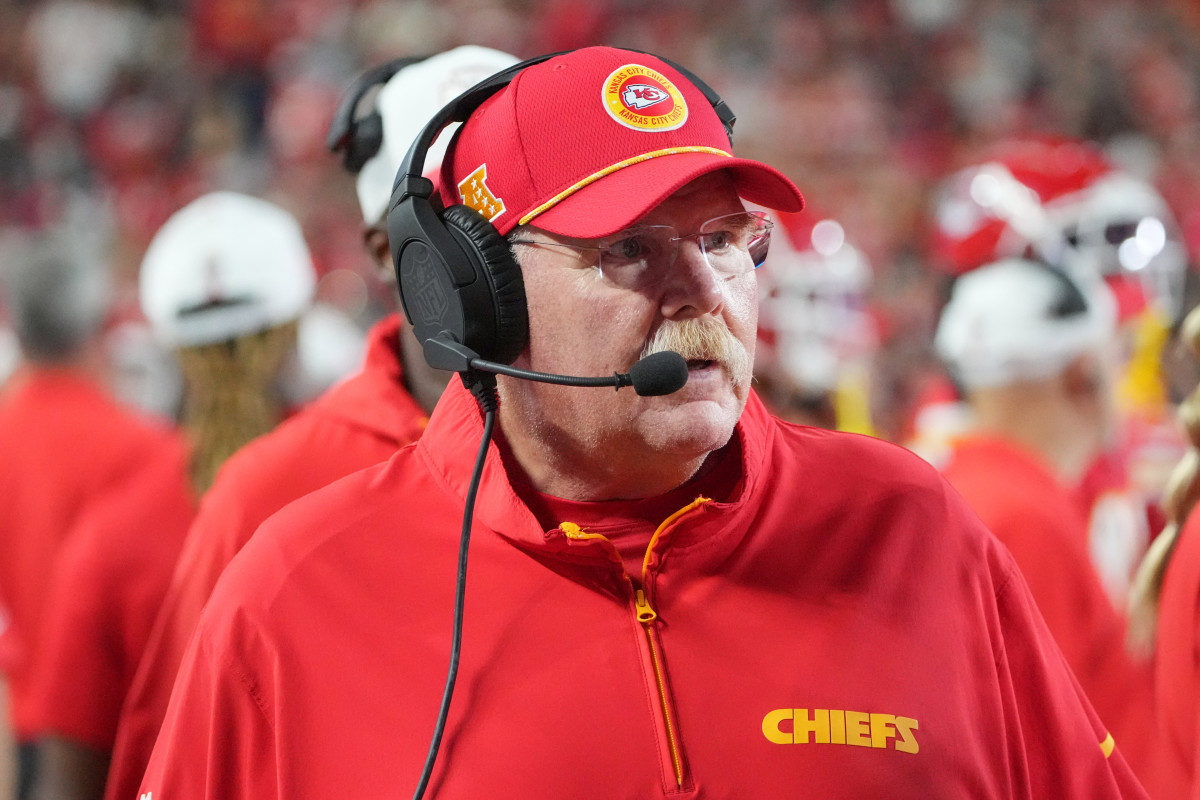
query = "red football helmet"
xmin=931 ymin=135 xmax=1187 ymax=321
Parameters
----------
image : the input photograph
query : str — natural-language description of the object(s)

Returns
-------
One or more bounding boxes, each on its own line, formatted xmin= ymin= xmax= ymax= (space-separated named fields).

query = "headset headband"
xmin=327 ymin=55 xmax=430 ymax=173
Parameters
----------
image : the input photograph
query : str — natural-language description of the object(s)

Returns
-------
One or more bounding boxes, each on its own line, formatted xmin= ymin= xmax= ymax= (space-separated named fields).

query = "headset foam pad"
xmin=441 ymin=204 xmax=528 ymax=365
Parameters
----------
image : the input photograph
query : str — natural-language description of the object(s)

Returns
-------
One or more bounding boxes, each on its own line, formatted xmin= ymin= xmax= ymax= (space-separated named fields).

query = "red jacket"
xmin=0 ymin=367 xmax=176 ymax=740
xmin=106 ymin=315 xmax=427 ymax=800
xmin=940 ymin=436 xmax=1163 ymax=794
xmin=141 ymin=382 xmax=1147 ymax=798
xmin=30 ymin=438 xmax=196 ymax=749
xmin=1154 ymin=508 xmax=1200 ymax=797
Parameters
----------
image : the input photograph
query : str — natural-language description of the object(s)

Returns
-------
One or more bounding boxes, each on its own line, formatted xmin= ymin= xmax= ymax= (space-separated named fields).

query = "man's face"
xmin=499 ymin=171 xmax=758 ymax=483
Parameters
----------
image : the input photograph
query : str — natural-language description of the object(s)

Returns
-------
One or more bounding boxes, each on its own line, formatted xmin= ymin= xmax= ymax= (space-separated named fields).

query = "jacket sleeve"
xmin=137 ymin=607 xmax=279 ymax=800
xmin=990 ymin=549 xmax=1150 ymax=799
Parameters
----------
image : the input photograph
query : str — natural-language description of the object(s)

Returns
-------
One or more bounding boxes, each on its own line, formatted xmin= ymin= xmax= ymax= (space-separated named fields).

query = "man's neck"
xmin=494 ymin=425 xmax=720 ymax=501
xmin=969 ymin=385 xmax=1099 ymax=483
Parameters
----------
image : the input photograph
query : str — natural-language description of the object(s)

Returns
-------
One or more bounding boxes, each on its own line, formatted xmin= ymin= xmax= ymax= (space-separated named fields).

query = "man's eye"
xmin=605 ymin=235 xmax=650 ymax=261
xmin=704 ymin=230 xmax=733 ymax=250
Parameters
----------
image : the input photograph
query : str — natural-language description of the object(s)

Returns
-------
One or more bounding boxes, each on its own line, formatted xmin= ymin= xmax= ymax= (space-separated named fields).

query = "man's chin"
xmin=640 ymin=399 xmax=742 ymax=455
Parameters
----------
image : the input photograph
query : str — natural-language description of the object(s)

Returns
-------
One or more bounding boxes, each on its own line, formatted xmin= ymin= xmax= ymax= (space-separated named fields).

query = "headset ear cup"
xmin=440 ymin=204 xmax=528 ymax=364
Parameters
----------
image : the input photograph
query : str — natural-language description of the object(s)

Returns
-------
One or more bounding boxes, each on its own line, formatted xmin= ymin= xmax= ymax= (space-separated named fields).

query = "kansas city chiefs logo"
xmin=622 ymin=84 xmax=669 ymax=110
xmin=604 ymin=64 xmax=688 ymax=132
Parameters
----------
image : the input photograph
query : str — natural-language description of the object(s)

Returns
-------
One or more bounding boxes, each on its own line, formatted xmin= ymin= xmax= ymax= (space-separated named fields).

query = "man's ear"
xmin=362 ymin=224 xmax=394 ymax=288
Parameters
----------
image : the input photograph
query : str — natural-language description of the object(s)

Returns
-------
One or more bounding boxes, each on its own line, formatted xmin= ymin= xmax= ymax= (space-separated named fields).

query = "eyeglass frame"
xmin=508 ymin=210 xmax=773 ymax=291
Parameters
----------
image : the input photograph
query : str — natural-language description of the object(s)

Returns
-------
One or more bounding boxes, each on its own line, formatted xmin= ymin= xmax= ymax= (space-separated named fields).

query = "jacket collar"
xmin=311 ymin=314 xmax=428 ymax=444
xmin=416 ymin=376 xmax=775 ymax=554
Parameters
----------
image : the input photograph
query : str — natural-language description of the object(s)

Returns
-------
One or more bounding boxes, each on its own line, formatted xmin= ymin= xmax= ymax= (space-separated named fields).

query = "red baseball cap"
xmin=438 ymin=46 xmax=805 ymax=238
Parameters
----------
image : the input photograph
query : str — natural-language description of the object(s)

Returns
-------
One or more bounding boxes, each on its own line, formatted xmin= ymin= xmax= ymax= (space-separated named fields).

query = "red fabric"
xmin=29 ymin=439 xmax=196 ymax=749
xmin=1154 ymin=510 xmax=1200 ymax=798
xmin=141 ymin=383 xmax=1146 ymax=798
xmin=940 ymin=436 xmax=1163 ymax=795
xmin=105 ymin=315 xmax=426 ymax=800
xmin=0 ymin=367 xmax=176 ymax=740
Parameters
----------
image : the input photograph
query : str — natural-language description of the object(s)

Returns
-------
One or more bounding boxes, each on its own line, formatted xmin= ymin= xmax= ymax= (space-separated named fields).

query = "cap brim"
xmin=522 ymin=152 xmax=805 ymax=239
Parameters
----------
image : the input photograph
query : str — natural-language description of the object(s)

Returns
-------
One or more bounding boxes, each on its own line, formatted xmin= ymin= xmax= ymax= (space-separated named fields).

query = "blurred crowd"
xmin=0 ymin=0 xmax=1197 ymax=433
xmin=5 ymin=0 xmax=1200 ymax=798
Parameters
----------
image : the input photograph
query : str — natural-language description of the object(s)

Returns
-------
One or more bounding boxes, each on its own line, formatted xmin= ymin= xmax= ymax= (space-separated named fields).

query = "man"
xmin=928 ymin=136 xmax=1185 ymax=606
xmin=934 ymin=256 xmax=1168 ymax=795
xmin=0 ymin=236 xmax=177 ymax=800
xmin=102 ymin=46 xmax=517 ymax=800
xmin=26 ymin=192 xmax=318 ymax=800
xmin=142 ymin=47 xmax=1147 ymax=798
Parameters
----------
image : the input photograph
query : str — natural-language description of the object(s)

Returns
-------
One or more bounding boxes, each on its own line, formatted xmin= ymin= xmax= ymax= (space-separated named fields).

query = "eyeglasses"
xmin=510 ymin=211 xmax=773 ymax=291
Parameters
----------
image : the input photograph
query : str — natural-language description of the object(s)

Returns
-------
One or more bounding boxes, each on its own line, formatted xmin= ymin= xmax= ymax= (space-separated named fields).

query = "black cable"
xmin=470 ymin=357 xmax=634 ymax=388
xmin=411 ymin=375 xmax=498 ymax=800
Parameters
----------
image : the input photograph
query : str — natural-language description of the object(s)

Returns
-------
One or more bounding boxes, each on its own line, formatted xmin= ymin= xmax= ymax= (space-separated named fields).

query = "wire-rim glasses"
xmin=510 ymin=211 xmax=773 ymax=291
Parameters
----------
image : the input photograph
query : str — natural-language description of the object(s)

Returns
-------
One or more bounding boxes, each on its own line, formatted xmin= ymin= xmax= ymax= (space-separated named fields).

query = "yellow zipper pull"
xmin=635 ymin=589 xmax=657 ymax=623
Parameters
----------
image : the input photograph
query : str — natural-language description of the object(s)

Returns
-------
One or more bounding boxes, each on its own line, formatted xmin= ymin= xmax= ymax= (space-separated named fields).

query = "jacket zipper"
xmin=634 ymin=587 xmax=684 ymax=787
xmin=561 ymin=497 xmax=710 ymax=792
xmin=635 ymin=498 xmax=708 ymax=789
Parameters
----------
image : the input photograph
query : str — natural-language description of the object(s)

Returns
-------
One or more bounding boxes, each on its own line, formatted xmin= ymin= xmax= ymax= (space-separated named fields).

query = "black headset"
xmin=384 ymin=49 xmax=738 ymax=371
xmin=326 ymin=55 xmax=431 ymax=174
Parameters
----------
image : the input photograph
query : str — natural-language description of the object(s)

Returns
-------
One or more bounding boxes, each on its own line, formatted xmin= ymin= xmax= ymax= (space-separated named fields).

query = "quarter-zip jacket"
xmin=142 ymin=380 xmax=1148 ymax=799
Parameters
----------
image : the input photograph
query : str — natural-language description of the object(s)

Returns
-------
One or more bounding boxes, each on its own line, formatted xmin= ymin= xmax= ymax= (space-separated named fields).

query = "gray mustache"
xmin=641 ymin=318 xmax=750 ymax=388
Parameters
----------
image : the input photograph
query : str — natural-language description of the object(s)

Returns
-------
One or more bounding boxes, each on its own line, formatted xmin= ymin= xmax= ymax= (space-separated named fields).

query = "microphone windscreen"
xmin=629 ymin=351 xmax=689 ymax=396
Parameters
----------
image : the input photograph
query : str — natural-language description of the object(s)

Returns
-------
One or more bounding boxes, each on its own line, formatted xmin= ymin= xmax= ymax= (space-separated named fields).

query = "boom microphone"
xmin=623 ymin=351 xmax=691 ymax=396
xmin=423 ymin=337 xmax=689 ymax=396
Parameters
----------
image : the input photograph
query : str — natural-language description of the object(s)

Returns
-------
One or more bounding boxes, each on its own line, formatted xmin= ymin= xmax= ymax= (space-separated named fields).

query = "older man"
xmin=141 ymin=47 xmax=1147 ymax=798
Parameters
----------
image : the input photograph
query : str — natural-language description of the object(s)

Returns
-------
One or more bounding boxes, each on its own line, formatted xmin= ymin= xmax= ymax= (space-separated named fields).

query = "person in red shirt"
xmin=141 ymin=47 xmax=1146 ymax=798
xmin=934 ymin=256 xmax=1171 ymax=796
xmin=927 ymin=137 xmax=1190 ymax=605
xmin=102 ymin=46 xmax=518 ymax=800
xmin=1132 ymin=304 xmax=1200 ymax=797
xmin=25 ymin=191 xmax=317 ymax=800
xmin=0 ymin=236 xmax=178 ymax=800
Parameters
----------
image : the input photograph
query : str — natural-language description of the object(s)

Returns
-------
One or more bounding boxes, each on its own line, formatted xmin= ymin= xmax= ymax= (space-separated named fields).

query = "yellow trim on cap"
xmin=518 ymin=146 xmax=732 ymax=226
xmin=1099 ymin=732 xmax=1115 ymax=758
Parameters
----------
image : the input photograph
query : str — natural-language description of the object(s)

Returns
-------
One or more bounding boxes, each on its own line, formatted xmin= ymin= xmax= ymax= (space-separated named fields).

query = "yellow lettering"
xmin=793 ymin=708 xmax=830 ymax=744
xmin=767 ymin=706 xmax=919 ymax=754
xmin=870 ymin=713 xmax=897 ymax=749
xmin=830 ymin=709 xmax=846 ymax=745
xmin=762 ymin=708 xmax=794 ymax=744
xmin=894 ymin=716 xmax=919 ymax=754
xmin=845 ymin=711 xmax=871 ymax=747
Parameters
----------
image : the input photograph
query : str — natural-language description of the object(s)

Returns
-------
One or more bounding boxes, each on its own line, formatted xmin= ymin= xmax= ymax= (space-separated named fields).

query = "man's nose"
xmin=659 ymin=239 xmax=725 ymax=319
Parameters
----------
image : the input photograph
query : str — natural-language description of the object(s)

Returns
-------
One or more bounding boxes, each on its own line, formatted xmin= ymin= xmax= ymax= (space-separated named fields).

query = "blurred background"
xmin=1 ymin=0 xmax=1199 ymax=437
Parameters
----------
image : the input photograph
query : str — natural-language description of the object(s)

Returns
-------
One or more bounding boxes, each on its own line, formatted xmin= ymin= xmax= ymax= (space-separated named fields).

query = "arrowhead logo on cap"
xmin=604 ymin=64 xmax=688 ymax=132
xmin=457 ymin=164 xmax=507 ymax=223
xmin=622 ymin=84 xmax=669 ymax=110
